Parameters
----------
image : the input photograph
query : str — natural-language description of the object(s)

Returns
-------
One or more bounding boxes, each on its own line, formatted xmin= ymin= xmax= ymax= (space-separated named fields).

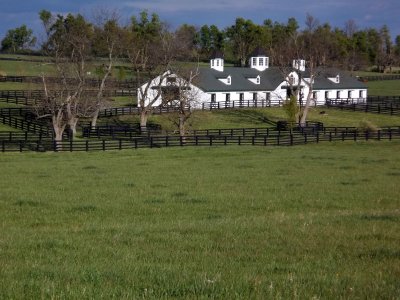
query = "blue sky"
xmin=1 ymin=0 xmax=399 ymax=43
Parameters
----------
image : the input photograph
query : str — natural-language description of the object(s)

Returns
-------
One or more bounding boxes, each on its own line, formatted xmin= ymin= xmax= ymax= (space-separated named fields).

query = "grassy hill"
xmin=0 ymin=142 xmax=399 ymax=298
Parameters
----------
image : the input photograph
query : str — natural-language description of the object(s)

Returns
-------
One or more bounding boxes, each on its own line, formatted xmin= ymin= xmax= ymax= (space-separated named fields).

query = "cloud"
xmin=122 ymin=0 xmax=273 ymax=13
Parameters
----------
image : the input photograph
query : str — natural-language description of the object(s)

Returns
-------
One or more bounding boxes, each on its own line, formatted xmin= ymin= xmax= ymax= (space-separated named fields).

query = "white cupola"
xmin=210 ymin=50 xmax=224 ymax=72
xmin=293 ymin=59 xmax=306 ymax=72
xmin=249 ymin=47 xmax=269 ymax=71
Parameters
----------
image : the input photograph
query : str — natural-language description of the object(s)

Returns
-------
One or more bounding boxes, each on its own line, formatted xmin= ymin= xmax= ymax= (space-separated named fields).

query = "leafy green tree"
xmin=1 ymin=25 xmax=36 ymax=53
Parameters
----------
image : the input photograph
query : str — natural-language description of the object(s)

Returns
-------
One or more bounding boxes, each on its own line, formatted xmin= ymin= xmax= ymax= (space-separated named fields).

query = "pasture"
xmin=0 ymin=142 xmax=399 ymax=298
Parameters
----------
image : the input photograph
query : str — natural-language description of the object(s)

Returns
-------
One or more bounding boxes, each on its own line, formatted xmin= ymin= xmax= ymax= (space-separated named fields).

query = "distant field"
xmin=366 ymin=80 xmax=400 ymax=96
xmin=0 ymin=142 xmax=399 ymax=298
xmin=110 ymin=107 xmax=400 ymax=132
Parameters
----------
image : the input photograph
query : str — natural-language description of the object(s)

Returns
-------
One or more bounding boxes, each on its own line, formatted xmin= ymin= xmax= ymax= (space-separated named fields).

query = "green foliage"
xmin=282 ymin=95 xmax=300 ymax=124
xmin=0 ymin=143 xmax=399 ymax=298
xmin=1 ymin=25 xmax=36 ymax=53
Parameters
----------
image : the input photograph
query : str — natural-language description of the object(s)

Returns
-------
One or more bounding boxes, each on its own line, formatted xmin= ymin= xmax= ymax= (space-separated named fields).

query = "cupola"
xmin=249 ymin=47 xmax=269 ymax=71
xmin=293 ymin=59 xmax=306 ymax=72
xmin=210 ymin=50 xmax=224 ymax=72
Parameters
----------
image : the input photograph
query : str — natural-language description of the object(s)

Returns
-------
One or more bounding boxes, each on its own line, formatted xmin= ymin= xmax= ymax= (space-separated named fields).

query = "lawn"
xmin=110 ymin=107 xmax=400 ymax=131
xmin=0 ymin=142 xmax=399 ymax=298
xmin=366 ymin=80 xmax=400 ymax=96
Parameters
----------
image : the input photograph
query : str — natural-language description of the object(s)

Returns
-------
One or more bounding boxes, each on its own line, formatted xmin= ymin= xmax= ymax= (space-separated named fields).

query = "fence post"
xmin=389 ymin=129 xmax=392 ymax=140
xmin=119 ymin=139 xmax=122 ymax=150
xmin=2 ymin=141 xmax=4 ymax=152
xmin=209 ymin=136 xmax=213 ymax=146
xmin=166 ymin=136 xmax=169 ymax=147
xmin=316 ymin=132 xmax=319 ymax=143
xmin=377 ymin=130 xmax=381 ymax=141
xmin=102 ymin=140 xmax=106 ymax=151
xmin=86 ymin=140 xmax=89 ymax=152
xmin=365 ymin=131 xmax=369 ymax=141
xmin=264 ymin=136 xmax=267 ymax=146
xmin=70 ymin=140 xmax=73 ymax=152
xmin=304 ymin=133 xmax=307 ymax=144
xmin=290 ymin=134 xmax=293 ymax=146
xmin=238 ymin=136 xmax=241 ymax=146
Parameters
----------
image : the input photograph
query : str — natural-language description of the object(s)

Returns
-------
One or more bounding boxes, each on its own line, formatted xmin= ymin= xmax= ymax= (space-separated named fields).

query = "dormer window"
xmin=336 ymin=75 xmax=340 ymax=83
xmin=289 ymin=74 xmax=295 ymax=85
xmin=256 ymin=76 xmax=260 ymax=84
xmin=216 ymin=60 xmax=219 ymax=66
xmin=227 ymin=76 xmax=231 ymax=84
xmin=259 ymin=58 xmax=264 ymax=66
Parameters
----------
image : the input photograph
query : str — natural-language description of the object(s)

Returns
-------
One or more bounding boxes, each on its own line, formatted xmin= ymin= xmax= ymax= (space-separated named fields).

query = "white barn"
xmin=138 ymin=49 xmax=368 ymax=109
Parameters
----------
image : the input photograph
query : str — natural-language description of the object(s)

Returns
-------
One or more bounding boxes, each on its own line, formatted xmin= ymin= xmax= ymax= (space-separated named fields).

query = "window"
xmin=289 ymin=75 xmax=295 ymax=85
xmin=226 ymin=93 xmax=230 ymax=101
xmin=336 ymin=75 xmax=340 ymax=83
xmin=259 ymin=58 xmax=264 ymax=66
xmin=216 ymin=60 xmax=219 ymax=66
xmin=166 ymin=77 xmax=176 ymax=84
xmin=212 ymin=60 xmax=214 ymax=67
xmin=211 ymin=94 xmax=216 ymax=102
xmin=252 ymin=57 xmax=257 ymax=65
xmin=227 ymin=76 xmax=231 ymax=84
xmin=256 ymin=76 xmax=260 ymax=84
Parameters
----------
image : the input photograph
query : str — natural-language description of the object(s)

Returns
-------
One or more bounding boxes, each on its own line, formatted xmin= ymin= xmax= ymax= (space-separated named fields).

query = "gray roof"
xmin=196 ymin=66 xmax=367 ymax=93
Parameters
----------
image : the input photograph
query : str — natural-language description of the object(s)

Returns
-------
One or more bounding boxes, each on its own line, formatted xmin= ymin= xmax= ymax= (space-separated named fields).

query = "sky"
xmin=0 ymin=0 xmax=399 ymax=43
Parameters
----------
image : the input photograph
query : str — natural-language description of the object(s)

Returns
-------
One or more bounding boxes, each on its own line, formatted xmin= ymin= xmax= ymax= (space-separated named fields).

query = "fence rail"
xmin=1 ymin=128 xmax=399 ymax=152
xmin=358 ymin=74 xmax=400 ymax=82
xmin=0 ymin=115 xmax=53 ymax=136
xmin=0 ymin=75 xmax=140 ymax=89
xmin=202 ymin=99 xmax=285 ymax=110
xmin=327 ymin=100 xmax=400 ymax=115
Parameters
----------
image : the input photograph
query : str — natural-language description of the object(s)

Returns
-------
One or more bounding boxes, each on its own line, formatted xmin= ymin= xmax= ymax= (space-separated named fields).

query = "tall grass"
xmin=0 ymin=142 xmax=399 ymax=298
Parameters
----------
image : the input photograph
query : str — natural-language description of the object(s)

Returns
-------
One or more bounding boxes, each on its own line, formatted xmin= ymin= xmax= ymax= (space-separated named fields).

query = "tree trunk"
xmin=300 ymin=89 xmax=313 ymax=126
xmin=91 ymin=108 xmax=100 ymax=128
xmin=179 ymin=114 xmax=186 ymax=137
xmin=140 ymin=109 xmax=149 ymax=132
xmin=68 ymin=117 xmax=79 ymax=140
xmin=52 ymin=115 xmax=66 ymax=151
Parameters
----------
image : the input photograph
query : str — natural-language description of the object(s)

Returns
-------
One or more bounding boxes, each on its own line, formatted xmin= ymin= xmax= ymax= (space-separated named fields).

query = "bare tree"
xmin=37 ymin=13 xmax=93 ymax=142
xmin=90 ymin=10 xmax=123 ymax=128
xmin=166 ymin=65 xmax=200 ymax=136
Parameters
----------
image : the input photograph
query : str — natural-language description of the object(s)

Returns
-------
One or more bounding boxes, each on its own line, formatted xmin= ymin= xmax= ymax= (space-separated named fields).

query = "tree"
xmin=1 ymin=25 xmax=36 ymax=53
xmin=161 ymin=65 xmax=200 ymax=137
xmin=37 ymin=13 xmax=94 ymax=143
xmin=226 ymin=18 xmax=264 ymax=66
xmin=90 ymin=9 xmax=123 ymax=127
xmin=126 ymin=11 xmax=173 ymax=131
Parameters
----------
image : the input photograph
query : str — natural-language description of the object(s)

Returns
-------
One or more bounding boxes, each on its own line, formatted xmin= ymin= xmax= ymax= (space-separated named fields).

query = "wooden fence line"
xmin=1 ymin=128 xmax=399 ymax=152
xmin=327 ymin=100 xmax=400 ymax=115
xmin=358 ymin=74 xmax=400 ymax=82
xmin=0 ymin=75 xmax=139 ymax=89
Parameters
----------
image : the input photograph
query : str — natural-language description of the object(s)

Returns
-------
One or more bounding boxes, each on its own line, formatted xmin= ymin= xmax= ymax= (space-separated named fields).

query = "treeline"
xmin=1 ymin=10 xmax=400 ymax=72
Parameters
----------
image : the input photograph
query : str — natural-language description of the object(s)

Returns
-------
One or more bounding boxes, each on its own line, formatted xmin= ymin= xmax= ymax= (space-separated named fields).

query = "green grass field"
xmin=366 ymin=80 xmax=400 ymax=96
xmin=0 ymin=142 xmax=399 ymax=298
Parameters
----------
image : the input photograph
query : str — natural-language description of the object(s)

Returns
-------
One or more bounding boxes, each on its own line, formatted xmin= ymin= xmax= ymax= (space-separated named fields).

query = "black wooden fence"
xmin=1 ymin=127 xmax=399 ymax=152
xmin=358 ymin=74 xmax=400 ymax=82
xmin=327 ymin=100 xmax=400 ymax=115
xmin=0 ymin=75 xmax=139 ymax=89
